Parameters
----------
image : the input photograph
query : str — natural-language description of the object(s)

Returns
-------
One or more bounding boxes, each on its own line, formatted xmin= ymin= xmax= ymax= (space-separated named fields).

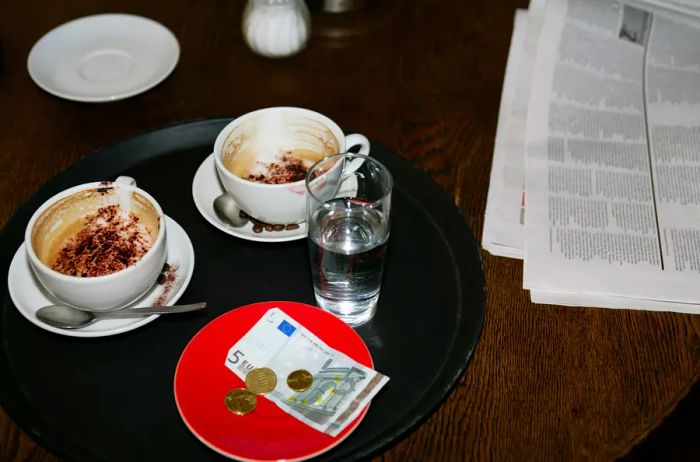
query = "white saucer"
xmin=192 ymin=153 xmax=308 ymax=243
xmin=27 ymin=14 xmax=180 ymax=102
xmin=7 ymin=215 xmax=194 ymax=338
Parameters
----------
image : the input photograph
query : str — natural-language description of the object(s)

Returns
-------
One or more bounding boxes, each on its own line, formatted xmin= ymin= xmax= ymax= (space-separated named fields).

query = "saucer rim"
xmin=7 ymin=215 xmax=194 ymax=337
xmin=26 ymin=13 xmax=180 ymax=103
xmin=191 ymin=153 xmax=308 ymax=243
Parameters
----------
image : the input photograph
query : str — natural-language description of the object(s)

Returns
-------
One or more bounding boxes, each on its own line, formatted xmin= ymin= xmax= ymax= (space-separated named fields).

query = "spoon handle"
xmin=103 ymin=302 xmax=207 ymax=317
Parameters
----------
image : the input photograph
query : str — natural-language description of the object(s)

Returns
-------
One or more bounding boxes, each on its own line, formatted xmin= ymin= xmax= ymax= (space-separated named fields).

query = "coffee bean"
xmin=162 ymin=263 xmax=170 ymax=272
xmin=157 ymin=273 xmax=166 ymax=285
xmin=286 ymin=224 xmax=300 ymax=230
xmin=273 ymin=224 xmax=285 ymax=232
xmin=253 ymin=224 xmax=263 ymax=233
xmin=264 ymin=224 xmax=274 ymax=232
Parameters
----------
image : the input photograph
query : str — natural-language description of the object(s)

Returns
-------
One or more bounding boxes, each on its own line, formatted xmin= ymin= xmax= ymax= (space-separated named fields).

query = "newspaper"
xmin=483 ymin=0 xmax=700 ymax=312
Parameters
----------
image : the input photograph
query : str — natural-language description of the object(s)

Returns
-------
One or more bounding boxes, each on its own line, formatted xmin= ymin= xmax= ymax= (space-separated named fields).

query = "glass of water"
xmin=305 ymin=153 xmax=393 ymax=327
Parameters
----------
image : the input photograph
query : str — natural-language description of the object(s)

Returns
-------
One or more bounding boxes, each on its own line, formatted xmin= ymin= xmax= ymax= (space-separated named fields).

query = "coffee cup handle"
xmin=345 ymin=133 xmax=370 ymax=155
xmin=342 ymin=134 xmax=371 ymax=175
xmin=115 ymin=176 xmax=136 ymax=186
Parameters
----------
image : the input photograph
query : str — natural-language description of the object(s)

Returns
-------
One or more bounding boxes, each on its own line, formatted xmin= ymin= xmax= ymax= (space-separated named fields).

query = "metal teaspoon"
xmin=213 ymin=193 xmax=248 ymax=227
xmin=36 ymin=302 xmax=207 ymax=329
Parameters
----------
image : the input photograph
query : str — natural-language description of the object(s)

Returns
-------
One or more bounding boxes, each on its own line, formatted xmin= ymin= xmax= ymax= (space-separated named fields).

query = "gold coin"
xmin=287 ymin=369 xmax=313 ymax=392
xmin=224 ymin=388 xmax=257 ymax=416
xmin=245 ymin=367 xmax=278 ymax=395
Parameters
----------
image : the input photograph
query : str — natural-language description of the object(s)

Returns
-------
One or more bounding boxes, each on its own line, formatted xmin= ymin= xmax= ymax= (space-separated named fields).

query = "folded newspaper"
xmin=225 ymin=307 xmax=388 ymax=436
xmin=483 ymin=0 xmax=700 ymax=312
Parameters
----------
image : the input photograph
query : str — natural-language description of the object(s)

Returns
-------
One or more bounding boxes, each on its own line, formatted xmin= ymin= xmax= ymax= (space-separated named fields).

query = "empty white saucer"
xmin=8 ymin=215 xmax=195 ymax=338
xmin=192 ymin=153 xmax=308 ymax=243
xmin=27 ymin=14 xmax=180 ymax=102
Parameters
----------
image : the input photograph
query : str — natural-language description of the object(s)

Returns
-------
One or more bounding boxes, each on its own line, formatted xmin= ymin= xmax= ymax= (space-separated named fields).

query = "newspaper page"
xmin=483 ymin=0 xmax=546 ymax=259
xmin=482 ymin=9 xmax=529 ymax=258
xmin=523 ymin=0 xmax=700 ymax=309
xmin=530 ymin=288 xmax=700 ymax=313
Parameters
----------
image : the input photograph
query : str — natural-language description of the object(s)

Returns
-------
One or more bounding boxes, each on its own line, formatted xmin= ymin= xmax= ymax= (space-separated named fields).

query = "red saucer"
xmin=173 ymin=301 xmax=373 ymax=461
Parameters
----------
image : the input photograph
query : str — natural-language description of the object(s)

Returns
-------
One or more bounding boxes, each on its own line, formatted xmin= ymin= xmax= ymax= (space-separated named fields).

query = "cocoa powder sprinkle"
xmin=246 ymin=155 xmax=308 ymax=184
xmin=51 ymin=205 xmax=154 ymax=277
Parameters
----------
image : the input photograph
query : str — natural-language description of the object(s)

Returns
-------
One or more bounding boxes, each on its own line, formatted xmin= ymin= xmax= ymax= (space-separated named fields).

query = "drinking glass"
xmin=305 ymin=153 xmax=393 ymax=326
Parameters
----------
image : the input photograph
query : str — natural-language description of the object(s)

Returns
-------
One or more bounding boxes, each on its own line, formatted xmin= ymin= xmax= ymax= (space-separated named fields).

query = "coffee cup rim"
xmin=24 ymin=181 xmax=166 ymax=282
xmin=213 ymin=106 xmax=344 ymax=189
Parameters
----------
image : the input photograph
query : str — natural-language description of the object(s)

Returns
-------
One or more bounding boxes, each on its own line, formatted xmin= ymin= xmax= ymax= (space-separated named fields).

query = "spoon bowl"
xmin=36 ymin=302 xmax=206 ymax=329
xmin=213 ymin=193 xmax=248 ymax=227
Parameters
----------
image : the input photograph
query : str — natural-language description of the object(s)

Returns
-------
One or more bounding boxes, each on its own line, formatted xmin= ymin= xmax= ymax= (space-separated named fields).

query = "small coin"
xmin=224 ymin=388 xmax=257 ymax=416
xmin=287 ymin=369 xmax=313 ymax=392
xmin=245 ymin=367 xmax=278 ymax=394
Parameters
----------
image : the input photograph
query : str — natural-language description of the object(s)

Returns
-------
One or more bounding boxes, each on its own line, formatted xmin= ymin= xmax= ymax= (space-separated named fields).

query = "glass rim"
xmin=304 ymin=153 xmax=393 ymax=208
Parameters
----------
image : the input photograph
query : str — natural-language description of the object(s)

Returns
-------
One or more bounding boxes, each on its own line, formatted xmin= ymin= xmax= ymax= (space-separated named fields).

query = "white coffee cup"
xmin=213 ymin=107 xmax=370 ymax=224
xmin=24 ymin=176 xmax=167 ymax=312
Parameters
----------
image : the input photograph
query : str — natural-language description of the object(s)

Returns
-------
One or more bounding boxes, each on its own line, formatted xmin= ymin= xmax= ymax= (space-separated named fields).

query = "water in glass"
xmin=308 ymin=198 xmax=389 ymax=326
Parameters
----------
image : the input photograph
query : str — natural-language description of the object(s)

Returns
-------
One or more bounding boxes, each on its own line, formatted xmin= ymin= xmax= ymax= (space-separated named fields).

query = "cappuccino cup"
xmin=213 ymin=107 xmax=370 ymax=224
xmin=24 ymin=176 xmax=167 ymax=312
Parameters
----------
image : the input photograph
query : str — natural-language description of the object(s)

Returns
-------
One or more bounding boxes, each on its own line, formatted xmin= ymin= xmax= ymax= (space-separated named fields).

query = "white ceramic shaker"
xmin=242 ymin=0 xmax=311 ymax=58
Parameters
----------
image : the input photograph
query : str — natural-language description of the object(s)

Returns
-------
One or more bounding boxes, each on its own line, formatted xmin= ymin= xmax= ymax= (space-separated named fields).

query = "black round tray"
xmin=0 ymin=119 xmax=485 ymax=461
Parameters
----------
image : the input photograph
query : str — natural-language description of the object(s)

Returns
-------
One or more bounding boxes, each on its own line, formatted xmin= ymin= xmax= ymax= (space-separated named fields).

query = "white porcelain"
xmin=9 ymin=215 xmax=194 ymax=338
xmin=193 ymin=153 xmax=308 ymax=242
xmin=24 ymin=179 xmax=167 ymax=312
xmin=213 ymin=107 xmax=370 ymax=224
xmin=242 ymin=0 xmax=310 ymax=58
xmin=27 ymin=14 xmax=179 ymax=102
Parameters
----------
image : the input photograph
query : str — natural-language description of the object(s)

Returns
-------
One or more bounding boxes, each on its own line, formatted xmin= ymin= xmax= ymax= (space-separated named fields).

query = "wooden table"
xmin=2 ymin=0 xmax=699 ymax=460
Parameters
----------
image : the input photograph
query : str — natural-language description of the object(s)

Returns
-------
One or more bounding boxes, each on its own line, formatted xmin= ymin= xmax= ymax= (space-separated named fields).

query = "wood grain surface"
xmin=2 ymin=0 xmax=700 ymax=460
